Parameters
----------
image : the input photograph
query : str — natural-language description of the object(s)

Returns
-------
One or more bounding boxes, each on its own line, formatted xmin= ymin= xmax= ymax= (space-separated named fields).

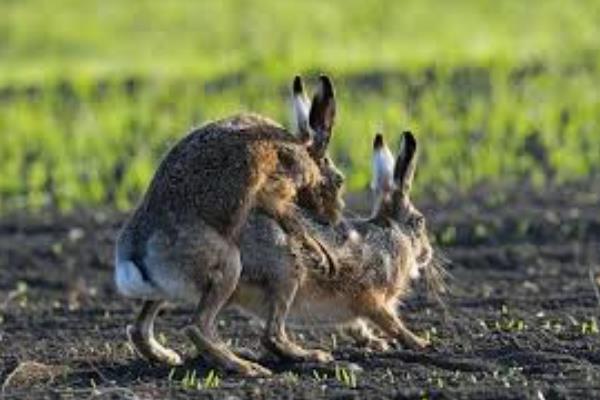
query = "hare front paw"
xmin=239 ymin=361 xmax=273 ymax=377
xmin=406 ymin=335 xmax=431 ymax=350
xmin=304 ymin=349 xmax=334 ymax=363
xmin=367 ymin=337 xmax=390 ymax=352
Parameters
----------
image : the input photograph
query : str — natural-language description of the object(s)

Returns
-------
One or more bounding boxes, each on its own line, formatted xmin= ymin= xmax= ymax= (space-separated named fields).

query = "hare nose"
xmin=334 ymin=173 xmax=343 ymax=187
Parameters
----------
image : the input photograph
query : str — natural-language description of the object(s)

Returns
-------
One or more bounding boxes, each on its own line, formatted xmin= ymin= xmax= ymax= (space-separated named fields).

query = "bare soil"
xmin=1 ymin=185 xmax=600 ymax=399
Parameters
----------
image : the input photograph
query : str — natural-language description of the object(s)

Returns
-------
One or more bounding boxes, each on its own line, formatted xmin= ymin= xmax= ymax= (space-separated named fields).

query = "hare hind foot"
xmin=127 ymin=324 xmax=183 ymax=366
xmin=185 ymin=326 xmax=272 ymax=377
xmin=262 ymin=335 xmax=333 ymax=363
xmin=127 ymin=300 xmax=183 ymax=366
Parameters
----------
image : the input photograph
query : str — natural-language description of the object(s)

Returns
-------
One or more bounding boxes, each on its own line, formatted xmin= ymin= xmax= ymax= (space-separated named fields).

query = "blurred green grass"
xmin=1 ymin=0 xmax=599 ymax=212
xmin=2 ymin=0 xmax=599 ymax=82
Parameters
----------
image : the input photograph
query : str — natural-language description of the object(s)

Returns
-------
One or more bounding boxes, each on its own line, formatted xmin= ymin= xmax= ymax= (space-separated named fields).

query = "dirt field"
xmin=1 ymin=184 xmax=600 ymax=399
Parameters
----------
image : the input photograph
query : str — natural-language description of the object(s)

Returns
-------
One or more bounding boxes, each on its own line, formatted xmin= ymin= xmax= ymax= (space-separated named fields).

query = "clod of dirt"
xmin=2 ymin=361 xmax=68 ymax=391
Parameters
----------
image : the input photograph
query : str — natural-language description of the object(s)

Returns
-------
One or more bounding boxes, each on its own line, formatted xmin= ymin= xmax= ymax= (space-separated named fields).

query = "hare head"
xmin=371 ymin=131 xmax=433 ymax=278
xmin=292 ymin=75 xmax=345 ymax=222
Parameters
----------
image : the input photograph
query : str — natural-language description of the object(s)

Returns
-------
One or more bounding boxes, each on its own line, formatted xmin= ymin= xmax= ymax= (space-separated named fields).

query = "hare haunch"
xmin=125 ymin=131 xmax=439 ymax=376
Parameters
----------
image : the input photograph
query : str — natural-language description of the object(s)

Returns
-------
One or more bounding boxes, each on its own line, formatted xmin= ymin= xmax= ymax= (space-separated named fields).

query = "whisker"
xmin=422 ymin=247 xmax=453 ymax=311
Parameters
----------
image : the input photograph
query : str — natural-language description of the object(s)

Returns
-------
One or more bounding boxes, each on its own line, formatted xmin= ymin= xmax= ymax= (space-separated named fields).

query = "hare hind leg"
xmin=184 ymin=247 xmax=272 ymax=377
xmin=261 ymin=275 xmax=333 ymax=363
xmin=127 ymin=300 xmax=183 ymax=366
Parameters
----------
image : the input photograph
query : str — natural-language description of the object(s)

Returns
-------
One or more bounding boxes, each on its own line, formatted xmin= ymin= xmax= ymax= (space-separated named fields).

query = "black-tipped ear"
xmin=293 ymin=75 xmax=304 ymax=95
xmin=308 ymin=75 xmax=336 ymax=157
xmin=393 ymin=131 xmax=418 ymax=196
xmin=373 ymin=133 xmax=384 ymax=150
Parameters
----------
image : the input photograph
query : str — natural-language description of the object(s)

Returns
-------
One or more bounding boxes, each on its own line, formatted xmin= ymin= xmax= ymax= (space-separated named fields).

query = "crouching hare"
xmin=235 ymin=131 xmax=435 ymax=361
xmin=126 ymin=131 xmax=439 ymax=376
xmin=115 ymin=76 xmax=345 ymax=376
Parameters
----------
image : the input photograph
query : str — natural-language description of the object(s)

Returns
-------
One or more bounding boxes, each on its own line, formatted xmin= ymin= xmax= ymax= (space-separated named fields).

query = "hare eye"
xmin=413 ymin=216 xmax=425 ymax=230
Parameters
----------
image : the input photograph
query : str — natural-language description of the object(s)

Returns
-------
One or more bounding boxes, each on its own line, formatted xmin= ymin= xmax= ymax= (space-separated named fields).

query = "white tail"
xmin=114 ymin=256 xmax=159 ymax=299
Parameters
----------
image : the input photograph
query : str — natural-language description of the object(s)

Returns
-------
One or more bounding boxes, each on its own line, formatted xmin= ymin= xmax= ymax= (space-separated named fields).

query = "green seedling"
xmin=581 ymin=317 xmax=599 ymax=335
xmin=281 ymin=371 xmax=299 ymax=385
xmin=172 ymin=369 xmax=221 ymax=390
xmin=312 ymin=369 xmax=328 ymax=382
xmin=334 ymin=364 xmax=357 ymax=388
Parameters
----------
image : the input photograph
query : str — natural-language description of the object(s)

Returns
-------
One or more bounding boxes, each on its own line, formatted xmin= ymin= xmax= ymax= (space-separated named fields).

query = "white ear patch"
xmin=292 ymin=93 xmax=311 ymax=137
xmin=371 ymin=144 xmax=395 ymax=194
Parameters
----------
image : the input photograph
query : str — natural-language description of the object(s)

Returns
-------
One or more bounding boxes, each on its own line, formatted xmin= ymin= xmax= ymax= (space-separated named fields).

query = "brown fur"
xmin=116 ymin=76 xmax=344 ymax=376
xmin=124 ymin=113 xmax=324 ymax=245
xmin=123 ymin=131 xmax=437 ymax=375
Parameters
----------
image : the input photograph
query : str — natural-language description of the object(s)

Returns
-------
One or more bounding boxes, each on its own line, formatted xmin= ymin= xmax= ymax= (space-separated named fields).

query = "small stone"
xmin=68 ymin=227 xmax=85 ymax=242
xmin=346 ymin=362 xmax=363 ymax=373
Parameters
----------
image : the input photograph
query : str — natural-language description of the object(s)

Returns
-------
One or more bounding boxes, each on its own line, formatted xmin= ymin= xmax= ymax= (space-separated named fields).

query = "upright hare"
xmin=116 ymin=76 xmax=344 ymax=375
xmin=126 ymin=131 xmax=439 ymax=376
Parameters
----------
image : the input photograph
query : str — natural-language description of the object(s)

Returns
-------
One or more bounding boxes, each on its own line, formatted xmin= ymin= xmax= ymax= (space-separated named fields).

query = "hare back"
xmin=130 ymin=113 xmax=320 ymax=241
xmin=285 ymin=214 xmax=419 ymax=306
xmin=331 ymin=220 xmax=418 ymax=301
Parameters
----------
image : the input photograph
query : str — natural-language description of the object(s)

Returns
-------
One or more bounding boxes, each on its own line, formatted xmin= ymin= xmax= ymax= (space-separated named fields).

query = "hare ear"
xmin=291 ymin=75 xmax=311 ymax=144
xmin=371 ymin=133 xmax=395 ymax=194
xmin=308 ymin=75 xmax=336 ymax=157
xmin=393 ymin=131 xmax=418 ymax=197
